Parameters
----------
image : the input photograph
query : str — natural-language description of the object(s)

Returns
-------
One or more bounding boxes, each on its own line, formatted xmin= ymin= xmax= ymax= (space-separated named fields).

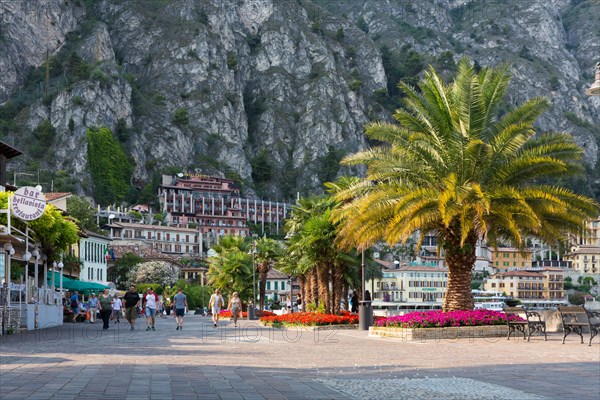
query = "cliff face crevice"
xmin=0 ymin=0 xmax=598 ymax=201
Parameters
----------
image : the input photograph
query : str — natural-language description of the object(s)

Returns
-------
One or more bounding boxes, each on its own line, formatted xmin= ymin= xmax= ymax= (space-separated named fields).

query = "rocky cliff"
xmin=0 ymin=0 xmax=598 ymax=203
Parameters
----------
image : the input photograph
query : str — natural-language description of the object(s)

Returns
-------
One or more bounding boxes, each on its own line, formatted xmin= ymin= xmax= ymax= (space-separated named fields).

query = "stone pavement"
xmin=1 ymin=315 xmax=599 ymax=400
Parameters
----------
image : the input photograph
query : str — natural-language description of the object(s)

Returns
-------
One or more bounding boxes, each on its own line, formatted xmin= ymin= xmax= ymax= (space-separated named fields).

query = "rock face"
xmin=0 ymin=0 xmax=598 ymax=201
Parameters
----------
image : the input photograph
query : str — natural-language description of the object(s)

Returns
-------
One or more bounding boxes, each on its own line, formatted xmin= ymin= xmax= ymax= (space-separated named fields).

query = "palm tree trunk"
xmin=317 ymin=264 xmax=329 ymax=312
xmin=259 ymin=267 xmax=268 ymax=312
xmin=333 ymin=264 xmax=343 ymax=315
xmin=443 ymin=225 xmax=477 ymax=312
xmin=298 ymin=274 xmax=306 ymax=312
xmin=310 ymin=268 xmax=319 ymax=306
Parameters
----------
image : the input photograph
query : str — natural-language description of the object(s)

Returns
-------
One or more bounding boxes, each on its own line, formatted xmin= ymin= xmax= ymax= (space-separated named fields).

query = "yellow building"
xmin=565 ymin=245 xmax=599 ymax=275
xmin=491 ymin=247 xmax=533 ymax=271
xmin=483 ymin=268 xmax=565 ymax=304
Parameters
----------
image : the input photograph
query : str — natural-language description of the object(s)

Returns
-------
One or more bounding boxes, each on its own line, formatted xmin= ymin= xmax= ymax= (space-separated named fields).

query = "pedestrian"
xmin=296 ymin=294 xmax=302 ymax=312
xmin=173 ymin=287 xmax=188 ymax=330
xmin=365 ymin=290 xmax=371 ymax=302
xmin=69 ymin=291 xmax=80 ymax=322
xmin=227 ymin=292 xmax=242 ymax=327
xmin=163 ymin=297 xmax=171 ymax=316
xmin=208 ymin=288 xmax=224 ymax=327
xmin=351 ymin=292 xmax=358 ymax=313
xmin=123 ymin=285 xmax=141 ymax=331
xmin=112 ymin=294 xmax=122 ymax=324
xmin=98 ymin=289 xmax=113 ymax=331
xmin=87 ymin=293 xmax=99 ymax=324
xmin=143 ymin=287 xmax=159 ymax=331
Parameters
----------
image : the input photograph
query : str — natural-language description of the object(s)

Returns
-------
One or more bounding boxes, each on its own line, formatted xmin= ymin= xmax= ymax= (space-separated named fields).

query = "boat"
xmin=371 ymin=301 xmax=442 ymax=317
xmin=473 ymin=290 xmax=507 ymax=311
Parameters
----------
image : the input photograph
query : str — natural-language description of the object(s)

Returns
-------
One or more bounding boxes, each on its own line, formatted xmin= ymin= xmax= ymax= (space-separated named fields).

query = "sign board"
xmin=11 ymin=186 xmax=46 ymax=221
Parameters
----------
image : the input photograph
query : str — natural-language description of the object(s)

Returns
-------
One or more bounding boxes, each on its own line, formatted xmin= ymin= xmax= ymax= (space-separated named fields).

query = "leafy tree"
xmin=67 ymin=195 xmax=101 ymax=233
xmin=86 ymin=126 xmax=134 ymax=205
xmin=127 ymin=260 xmax=179 ymax=287
xmin=30 ymin=120 xmax=56 ymax=158
xmin=173 ymin=108 xmax=189 ymax=126
xmin=332 ymin=58 xmax=599 ymax=311
xmin=112 ymin=252 xmax=144 ymax=289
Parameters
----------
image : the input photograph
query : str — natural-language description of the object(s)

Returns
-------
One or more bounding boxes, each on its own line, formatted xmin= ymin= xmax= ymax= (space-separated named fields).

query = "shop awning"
xmin=48 ymin=272 xmax=109 ymax=295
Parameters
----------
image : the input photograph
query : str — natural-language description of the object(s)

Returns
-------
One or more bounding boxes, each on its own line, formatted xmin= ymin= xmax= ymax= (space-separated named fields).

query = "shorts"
xmin=175 ymin=308 xmax=185 ymax=317
xmin=125 ymin=307 xmax=137 ymax=321
xmin=72 ymin=307 xmax=79 ymax=316
xmin=145 ymin=307 xmax=157 ymax=317
xmin=212 ymin=307 xmax=220 ymax=315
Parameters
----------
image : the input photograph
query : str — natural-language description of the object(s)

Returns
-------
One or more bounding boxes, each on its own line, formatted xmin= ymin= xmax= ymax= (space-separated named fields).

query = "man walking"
xmin=87 ymin=293 xmax=99 ymax=324
xmin=208 ymin=288 xmax=223 ymax=328
xmin=173 ymin=287 xmax=188 ymax=331
xmin=143 ymin=287 xmax=159 ymax=331
xmin=123 ymin=285 xmax=141 ymax=331
xmin=69 ymin=291 xmax=80 ymax=322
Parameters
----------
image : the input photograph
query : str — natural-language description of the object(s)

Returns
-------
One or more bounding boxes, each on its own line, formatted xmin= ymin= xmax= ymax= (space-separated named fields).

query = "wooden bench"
xmin=504 ymin=306 xmax=547 ymax=341
xmin=558 ymin=306 xmax=600 ymax=346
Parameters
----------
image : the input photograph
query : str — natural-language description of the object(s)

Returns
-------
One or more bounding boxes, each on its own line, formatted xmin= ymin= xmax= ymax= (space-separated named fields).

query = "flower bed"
xmin=375 ymin=309 xmax=521 ymax=329
xmin=260 ymin=312 xmax=358 ymax=327
xmin=370 ymin=310 xmax=520 ymax=341
xmin=219 ymin=310 xmax=276 ymax=318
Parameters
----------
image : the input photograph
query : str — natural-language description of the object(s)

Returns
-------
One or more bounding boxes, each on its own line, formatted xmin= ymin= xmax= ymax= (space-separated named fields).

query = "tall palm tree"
xmin=332 ymin=58 xmax=599 ymax=311
xmin=254 ymin=236 xmax=283 ymax=312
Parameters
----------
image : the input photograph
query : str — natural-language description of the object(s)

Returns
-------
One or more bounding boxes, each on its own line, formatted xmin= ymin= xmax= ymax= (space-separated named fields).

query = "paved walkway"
xmin=1 ymin=315 xmax=599 ymax=399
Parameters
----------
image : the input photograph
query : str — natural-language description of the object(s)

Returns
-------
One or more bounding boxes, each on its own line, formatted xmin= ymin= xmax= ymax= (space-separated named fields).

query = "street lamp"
xmin=359 ymin=248 xmax=372 ymax=330
xmin=586 ymin=62 xmax=600 ymax=96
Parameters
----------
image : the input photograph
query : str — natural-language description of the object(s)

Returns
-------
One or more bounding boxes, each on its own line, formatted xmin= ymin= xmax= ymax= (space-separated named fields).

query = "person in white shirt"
xmin=143 ymin=287 xmax=159 ymax=331
xmin=112 ymin=294 xmax=122 ymax=324
xmin=208 ymin=288 xmax=224 ymax=328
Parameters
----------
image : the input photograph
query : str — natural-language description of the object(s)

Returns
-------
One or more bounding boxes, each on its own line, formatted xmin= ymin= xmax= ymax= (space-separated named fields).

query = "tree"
xmin=254 ymin=236 xmax=283 ymax=312
xmin=332 ymin=58 xmax=599 ymax=311
xmin=206 ymin=236 xmax=254 ymax=301
xmin=127 ymin=260 xmax=179 ymax=287
xmin=67 ymin=195 xmax=101 ymax=233
xmin=86 ymin=126 xmax=133 ymax=205
xmin=112 ymin=252 xmax=144 ymax=289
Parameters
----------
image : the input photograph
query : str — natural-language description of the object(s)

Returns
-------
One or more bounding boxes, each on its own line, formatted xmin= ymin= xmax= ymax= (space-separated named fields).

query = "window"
xmin=275 ymin=282 xmax=278 ymax=291
xmin=267 ymin=282 xmax=271 ymax=290
xmin=281 ymin=281 xmax=285 ymax=290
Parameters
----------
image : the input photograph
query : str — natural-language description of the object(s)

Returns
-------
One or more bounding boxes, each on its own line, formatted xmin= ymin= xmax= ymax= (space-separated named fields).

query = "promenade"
xmin=1 ymin=315 xmax=599 ymax=400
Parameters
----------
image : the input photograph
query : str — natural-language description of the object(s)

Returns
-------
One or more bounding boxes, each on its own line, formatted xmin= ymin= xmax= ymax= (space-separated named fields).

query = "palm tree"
xmin=332 ymin=58 xmax=599 ymax=311
xmin=207 ymin=236 xmax=253 ymax=301
xmin=254 ymin=236 xmax=283 ymax=312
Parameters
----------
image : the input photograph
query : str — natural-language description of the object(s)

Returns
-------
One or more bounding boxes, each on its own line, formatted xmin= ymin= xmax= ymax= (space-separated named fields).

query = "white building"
xmin=106 ymin=221 xmax=200 ymax=257
xmin=79 ymin=231 xmax=111 ymax=284
xmin=367 ymin=260 xmax=448 ymax=304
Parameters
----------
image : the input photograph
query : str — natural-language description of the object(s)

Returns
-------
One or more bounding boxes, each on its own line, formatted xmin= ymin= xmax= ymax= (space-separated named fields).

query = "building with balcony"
xmin=67 ymin=230 xmax=110 ymax=284
xmin=367 ymin=260 xmax=448 ymax=304
xmin=106 ymin=221 xmax=200 ymax=257
xmin=565 ymin=245 xmax=599 ymax=275
xmin=483 ymin=268 xmax=565 ymax=304
xmin=158 ymin=174 xmax=291 ymax=240
xmin=490 ymin=247 xmax=533 ymax=271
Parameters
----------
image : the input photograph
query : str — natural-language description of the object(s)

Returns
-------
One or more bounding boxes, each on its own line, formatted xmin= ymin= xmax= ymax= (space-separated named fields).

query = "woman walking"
xmin=227 ymin=292 xmax=242 ymax=328
xmin=98 ymin=289 xmax=113 ymax=331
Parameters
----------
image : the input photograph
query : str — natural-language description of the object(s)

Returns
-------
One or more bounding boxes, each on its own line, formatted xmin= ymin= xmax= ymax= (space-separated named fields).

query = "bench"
xmin=504 ymin=306 xmax=547 ymax=341
xmin=557 ymin=306 xmax=600 ymax=346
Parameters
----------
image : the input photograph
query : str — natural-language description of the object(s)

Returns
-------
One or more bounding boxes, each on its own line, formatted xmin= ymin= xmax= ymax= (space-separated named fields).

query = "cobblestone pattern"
xmin=319 ymin=377 xmax=548 ymax=400
xmin=0 ymin=315 xmax=598 ymax=399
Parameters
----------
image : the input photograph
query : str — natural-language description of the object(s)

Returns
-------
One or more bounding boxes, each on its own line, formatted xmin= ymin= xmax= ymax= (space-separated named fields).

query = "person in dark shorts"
xmin=173 ymin=287 xmax=188 ymax=331
xmin=123 ymin=285 xmax=141 ymax=331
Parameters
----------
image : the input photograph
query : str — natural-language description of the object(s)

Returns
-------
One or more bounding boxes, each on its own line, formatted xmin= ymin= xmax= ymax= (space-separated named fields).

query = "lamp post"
xmin=23 ymin=251 xmax=31 ymax=304
xmin=358 ymin=248 xmax=372 ymax=330
xmin=586 ymin=62 xmax=600 ymax=96
xmin=2 ymin=241 xmax=15 ymax=336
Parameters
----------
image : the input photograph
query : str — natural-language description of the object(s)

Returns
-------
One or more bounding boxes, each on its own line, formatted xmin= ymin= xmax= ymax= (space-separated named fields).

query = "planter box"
xmin=261 ymin=322 xmax=358 ymax=331
xmin=369 ymin=325 xmax=508 ymax=342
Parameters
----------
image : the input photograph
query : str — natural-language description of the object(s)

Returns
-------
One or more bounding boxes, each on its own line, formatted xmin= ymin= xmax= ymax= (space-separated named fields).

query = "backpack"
xmin=70 ymin=298 xmax=78 ymax=308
